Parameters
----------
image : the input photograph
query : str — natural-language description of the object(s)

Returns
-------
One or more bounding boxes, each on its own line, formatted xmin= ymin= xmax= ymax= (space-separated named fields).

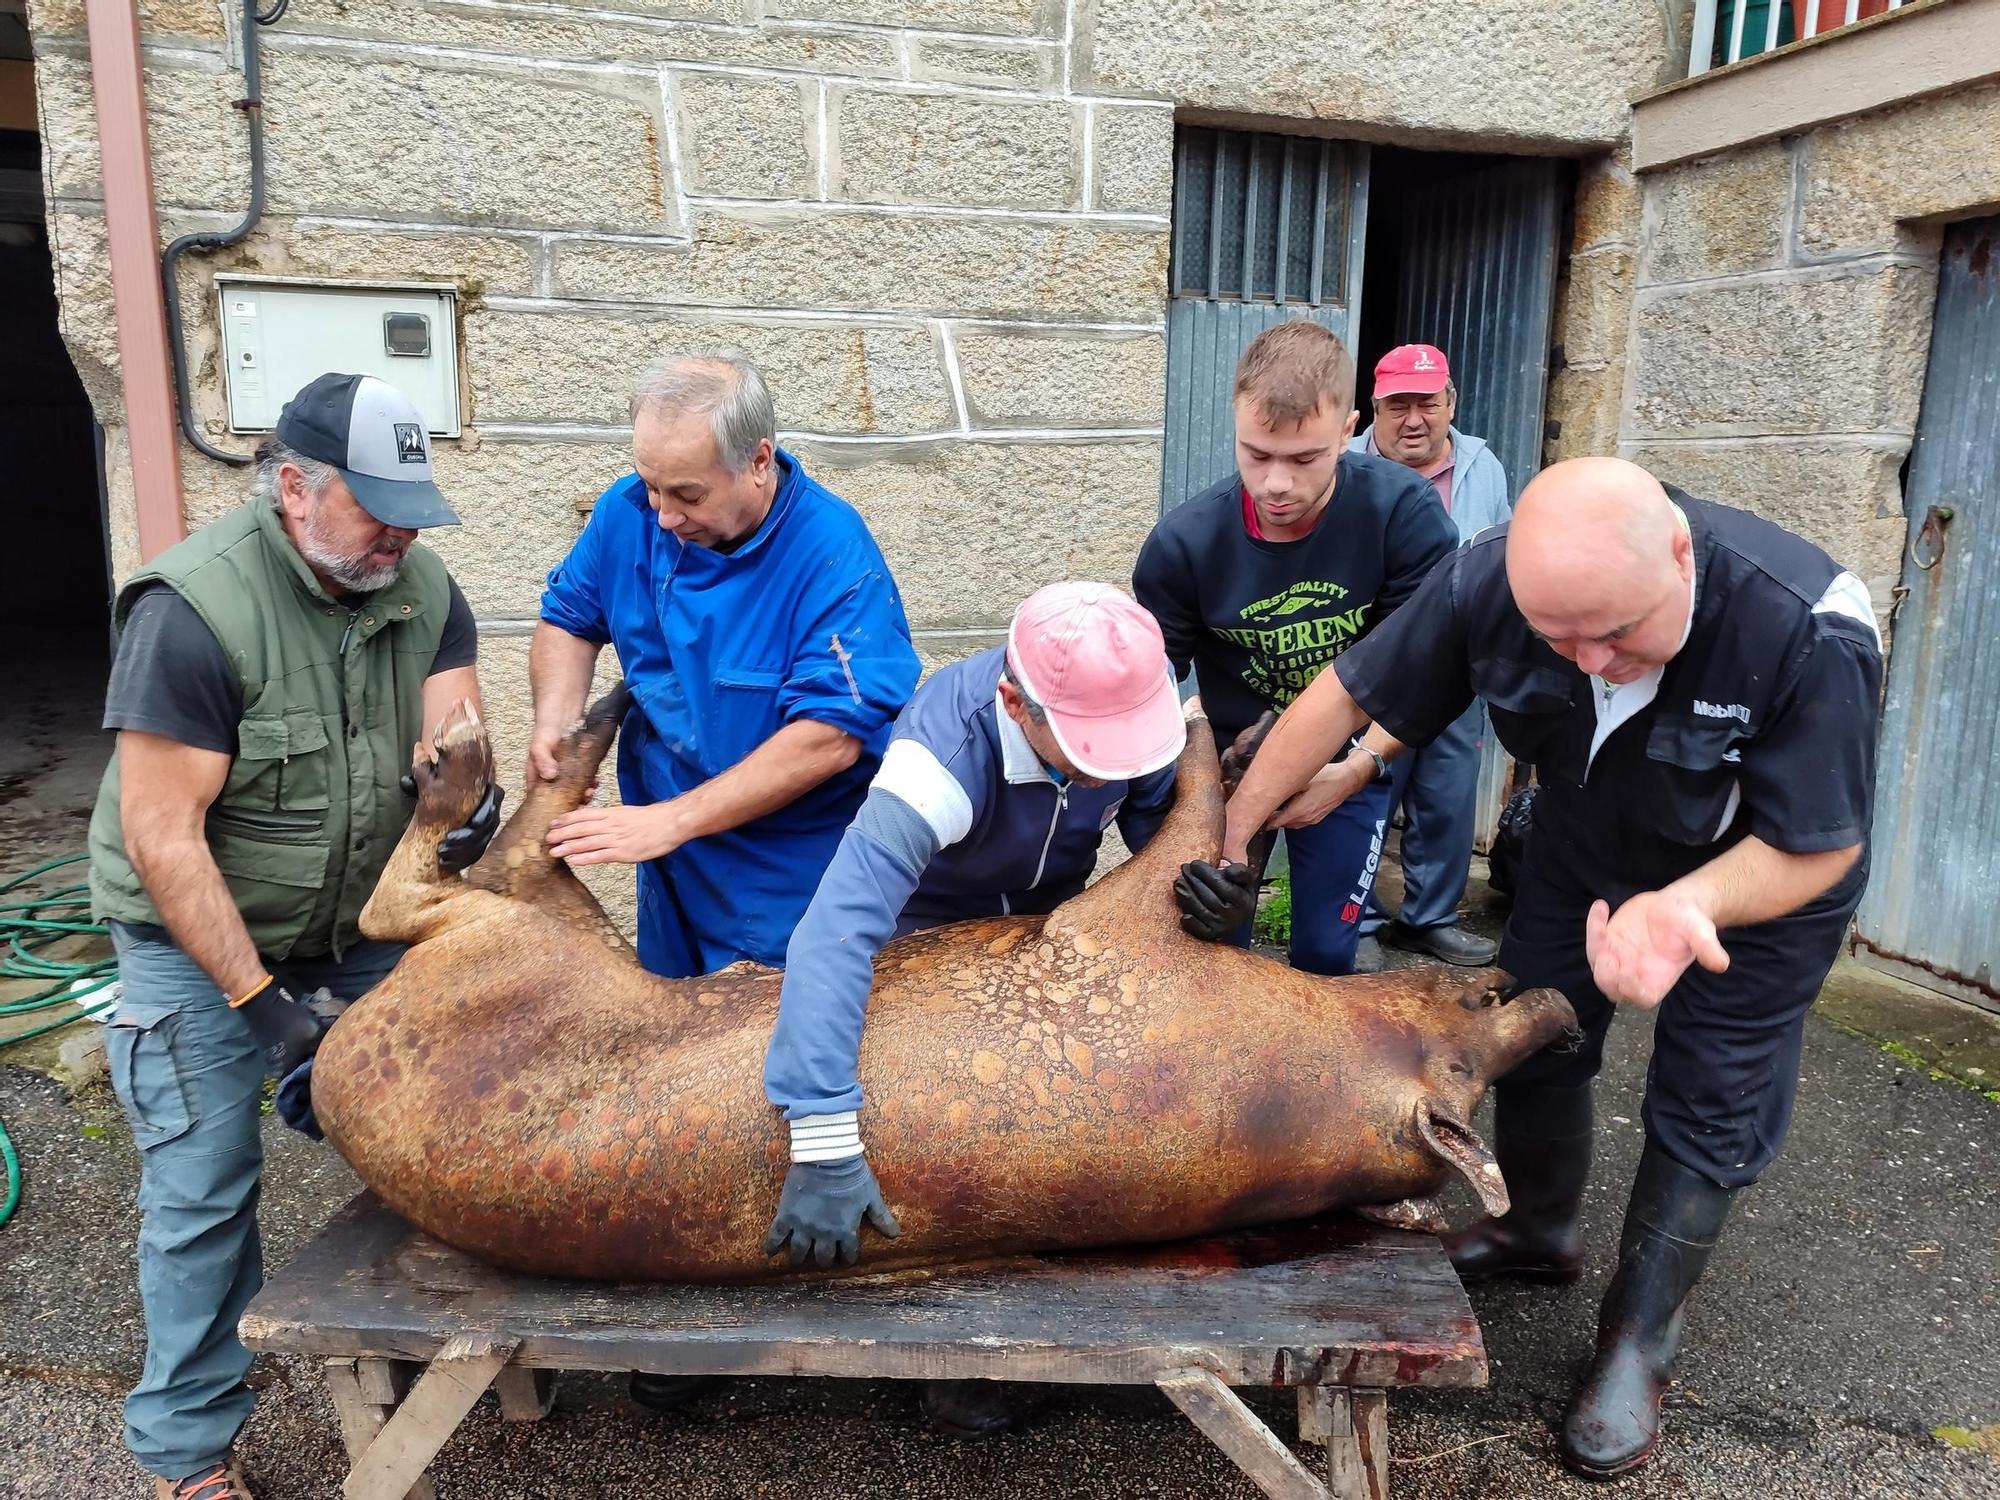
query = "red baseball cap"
xmin=1373 ymin=344 xmax=1452 ymax=399
xmin=1006 ymin=582 xmax=1185 ymax=781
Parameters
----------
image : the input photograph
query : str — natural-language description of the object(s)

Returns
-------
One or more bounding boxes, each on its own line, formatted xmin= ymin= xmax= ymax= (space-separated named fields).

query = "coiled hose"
xmin=0 ymin=854 xmax=117 ymax=1227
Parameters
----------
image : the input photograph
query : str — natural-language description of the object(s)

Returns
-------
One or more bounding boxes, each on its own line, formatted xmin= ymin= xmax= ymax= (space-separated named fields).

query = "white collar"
xmin=995 ymin=690 xmax=1054 ymax=785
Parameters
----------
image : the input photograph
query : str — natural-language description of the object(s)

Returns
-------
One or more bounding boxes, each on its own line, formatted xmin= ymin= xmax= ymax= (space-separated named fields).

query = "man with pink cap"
xmin=1348 ymin=343 xmax=1514 ymax=970
xmin=762 ymin=581 xmax=1185 ymax=1434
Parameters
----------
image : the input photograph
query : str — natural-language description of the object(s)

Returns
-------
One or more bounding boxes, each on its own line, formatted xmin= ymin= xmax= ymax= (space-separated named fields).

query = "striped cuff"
xmin=789 ymin=1111 xmax=864 ymax=1164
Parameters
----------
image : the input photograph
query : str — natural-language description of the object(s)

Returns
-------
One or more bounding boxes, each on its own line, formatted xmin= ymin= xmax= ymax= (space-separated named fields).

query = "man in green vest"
xmin=87 ymin=373 xmax=497 ymax=1500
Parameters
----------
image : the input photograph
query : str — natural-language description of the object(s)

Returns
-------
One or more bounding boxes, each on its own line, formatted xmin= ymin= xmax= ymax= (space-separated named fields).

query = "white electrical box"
xmin=215 ymin=276 xmax=462 ymax=437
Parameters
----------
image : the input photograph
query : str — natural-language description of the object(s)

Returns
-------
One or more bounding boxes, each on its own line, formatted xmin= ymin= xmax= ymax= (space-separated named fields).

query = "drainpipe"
xmin=160 ymin=0 xmax=269 ymax=468
xmin=82 ymin=0 xmax=185 ymax=562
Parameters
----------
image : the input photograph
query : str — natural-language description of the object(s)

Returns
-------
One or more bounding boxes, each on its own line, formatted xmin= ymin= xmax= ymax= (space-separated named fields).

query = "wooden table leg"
xmin=1158 ymin=1367 xmax=1330 ymax=1500
xmin=494 ymin=1366 xmax=558 ymax=1422
xmin=324 ymin=1361 xmax=436 ymax=1500
xmin=339 ymin=1334 xmax=519 ymax=1500
xmin=1297 ymin=1387 xmax=1389 ymax=1500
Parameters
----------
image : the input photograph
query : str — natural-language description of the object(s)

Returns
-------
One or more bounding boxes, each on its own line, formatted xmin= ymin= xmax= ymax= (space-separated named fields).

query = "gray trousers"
xmin=1363 ymin=700 xmax=1486 ymax=934
xmin=104 ymin=921 xmax=403 ymax=1483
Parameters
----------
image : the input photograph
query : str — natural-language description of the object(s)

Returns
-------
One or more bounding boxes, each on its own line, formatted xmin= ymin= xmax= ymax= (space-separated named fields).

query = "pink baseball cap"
xmin=1006 ymin=582 xmax=1186 ymax=781
xmin=1373 ymin=343 xmax=1452 ymax=399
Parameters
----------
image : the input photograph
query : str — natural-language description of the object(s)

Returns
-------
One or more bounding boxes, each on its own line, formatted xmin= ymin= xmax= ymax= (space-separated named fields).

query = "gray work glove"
xmin=762 ymin=1157 xmax=901 ymax=1269
xmin=235 ymin=981 xmax=328 ymax=1080
xmin=1175 ymin=860 xmax=1259 ymax=942
xmin=401 ymin=776 xmax=504 ymax=874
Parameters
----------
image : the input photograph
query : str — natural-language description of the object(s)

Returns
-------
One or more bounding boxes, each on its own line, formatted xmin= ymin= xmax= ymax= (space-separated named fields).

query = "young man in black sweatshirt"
xmin=1134 ymin=319 xmax=1457 ymax=974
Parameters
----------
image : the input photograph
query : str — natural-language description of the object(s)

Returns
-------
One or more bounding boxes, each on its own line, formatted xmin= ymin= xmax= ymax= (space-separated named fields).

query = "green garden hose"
xmin=1 ymin=854 xmax=117 ymax=1227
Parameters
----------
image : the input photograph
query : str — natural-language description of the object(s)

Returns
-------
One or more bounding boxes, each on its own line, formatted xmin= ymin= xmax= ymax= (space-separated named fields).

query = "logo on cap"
xmin=1413 ymin=349 xmax=1438 ymax=371
xmin=394 ymin=423 xmax=427 ymax=465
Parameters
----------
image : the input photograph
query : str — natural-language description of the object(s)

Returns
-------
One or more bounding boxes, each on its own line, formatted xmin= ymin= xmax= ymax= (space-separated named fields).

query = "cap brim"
xmin=1044 ymin=667 xmax=1189 ymax=782
xmin=340 ymin=467 xmax=462 ymax=529
xmin=1373 ymin=371 xmax=1451 ymax=399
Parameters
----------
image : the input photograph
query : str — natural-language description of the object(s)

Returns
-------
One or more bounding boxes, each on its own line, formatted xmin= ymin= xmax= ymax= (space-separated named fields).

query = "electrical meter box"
xmin=215 ymin=276 xmax=462 ymax=436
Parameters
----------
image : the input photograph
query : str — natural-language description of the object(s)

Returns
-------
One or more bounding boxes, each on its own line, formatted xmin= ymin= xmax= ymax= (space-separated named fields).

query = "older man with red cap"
xmin=762 ymin=580 xmax=1186 ymax=1434
xmin=1349 ymin=344 xmax=1515 ymax=969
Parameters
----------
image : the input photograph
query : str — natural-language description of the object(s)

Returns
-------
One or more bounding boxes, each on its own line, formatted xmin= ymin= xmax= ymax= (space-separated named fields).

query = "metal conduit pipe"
xmin=160 ymin=0 xmax=274 ymax=466
xmin=81 ymin=0 xmax=185 ymax=558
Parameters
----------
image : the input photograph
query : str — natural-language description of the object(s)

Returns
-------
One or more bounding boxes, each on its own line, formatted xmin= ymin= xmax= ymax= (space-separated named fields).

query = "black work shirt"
xmin=1134 ymin=451 xmax=1458 ymax=744
xmin=1334 ymin=492 xmax=1883 ymax=898
xmin=103 ymin=580 xmax=478 ymax=754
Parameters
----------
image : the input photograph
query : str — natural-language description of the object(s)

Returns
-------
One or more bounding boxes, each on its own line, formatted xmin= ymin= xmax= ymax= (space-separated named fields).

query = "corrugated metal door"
xmin=1854 ymin=216 xmax=2000 ymax=1014
xmin=1383 ymin=156 xmax=1566 ymax=847
xmin=1160 ymin=128 xmax=1370 ymax=509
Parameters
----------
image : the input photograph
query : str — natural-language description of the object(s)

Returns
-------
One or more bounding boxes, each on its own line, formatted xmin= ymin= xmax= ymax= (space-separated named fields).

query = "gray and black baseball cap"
xmin=273 ymin=373 xmax=461 ymax=529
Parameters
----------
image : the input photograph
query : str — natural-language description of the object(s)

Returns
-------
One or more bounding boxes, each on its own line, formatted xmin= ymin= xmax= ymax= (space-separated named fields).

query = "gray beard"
xmin=301 ymin=507 xmax=403 ymax=593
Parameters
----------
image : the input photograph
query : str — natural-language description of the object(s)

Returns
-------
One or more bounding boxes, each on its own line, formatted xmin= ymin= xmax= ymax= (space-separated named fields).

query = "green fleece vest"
xmin=88 ymin=499 xmax=451 ymax=960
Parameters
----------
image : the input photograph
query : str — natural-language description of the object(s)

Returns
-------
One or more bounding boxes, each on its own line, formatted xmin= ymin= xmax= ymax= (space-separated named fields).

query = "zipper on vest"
xmin=1028 ymin=782 xmax=1070 ymax=891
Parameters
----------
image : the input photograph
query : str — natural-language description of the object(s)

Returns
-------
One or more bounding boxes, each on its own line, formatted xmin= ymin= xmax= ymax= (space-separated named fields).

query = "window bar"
xmin=1242 ymin=137 xmax=1262 ymax=303
xmin=1309 ymin=140 xmax=1329 ymax=306
xmin=1688 ymin=0 xmax=1719 ymax=75
xmin=1273 ymin=137 xmax=1294 ymax=306
xmin=1804 ymin=2 xmax=1819 ymax=36
xmin=1844 ymin=0 xmax=1860 ymax=22
xmin=1207 ymin=131 xmax=1224 ymax=298
xmin=1764 ymin=0 xmax=1782 ymax=54
xmin=1726 ymin=0 xmax=1749 ymax=63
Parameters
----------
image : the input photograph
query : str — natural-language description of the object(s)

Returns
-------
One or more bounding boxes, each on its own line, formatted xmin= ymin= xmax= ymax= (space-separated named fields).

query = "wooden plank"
xmin=244 ymin=1195 xmax=1485 ymax=1391
xmin=1317 ymin=1389 xmax=1390 ymax=1500
xmin=355 ymin=1359 xmax=404 ymax=1407
xmin=342 ymin=1335 xmax=517 ymax=1500
xmin=1158 ymin=1367 xmax=1328 ymax=1500
xmin=494 ymin=1365 xmax=558 ymax=1422
xmin=323 ymin=1361 xmax=437 ymax=1500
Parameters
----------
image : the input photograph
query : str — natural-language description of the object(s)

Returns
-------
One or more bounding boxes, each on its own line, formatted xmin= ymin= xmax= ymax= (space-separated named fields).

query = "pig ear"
xmin=1416 ymin=1100 xmax=1510 ymax=1219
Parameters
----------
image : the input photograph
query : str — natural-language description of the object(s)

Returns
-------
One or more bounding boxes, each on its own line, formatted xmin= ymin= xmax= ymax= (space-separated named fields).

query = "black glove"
xmin=235 ymin=981 xmax=328 ymax=1080
xmin=762 ymin=1156 xmax=901 ymax=1269
xmin=400 ymin=776 xmax=504 ymax=874
xmin=1174 ymin=860 xmax=1259 ymax=942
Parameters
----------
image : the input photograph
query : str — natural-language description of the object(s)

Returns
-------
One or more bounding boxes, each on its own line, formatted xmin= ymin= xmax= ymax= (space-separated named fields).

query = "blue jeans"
xmin=104 ymin=922 xmax=405 ymax=1483
xmin=1362 ymin=701 xmax=1485 ymax=935
xmin=1252 ymin=775 xmax=1394 ymax=977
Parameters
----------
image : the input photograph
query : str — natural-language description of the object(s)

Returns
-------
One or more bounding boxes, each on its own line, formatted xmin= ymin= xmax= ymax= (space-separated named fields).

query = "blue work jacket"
xmin=539 ymin=450 xmax=920 ymax=974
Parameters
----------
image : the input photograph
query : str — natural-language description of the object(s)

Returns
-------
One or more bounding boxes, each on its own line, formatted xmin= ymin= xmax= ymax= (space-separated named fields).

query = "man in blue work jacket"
xmin=762 ymin=581 xmax=1190 ymax=1438
xmin=530 ymin=352 xmax=919 ymax=983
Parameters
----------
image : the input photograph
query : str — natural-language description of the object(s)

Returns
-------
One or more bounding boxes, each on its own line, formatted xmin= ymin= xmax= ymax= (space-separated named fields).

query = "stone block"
xmin=1571 ymin=149 xmax=1640 ymax=253
xmin=913 ymin=629 xmax=1005 ymax=678
xmin=35 ymin=51 xmax=245 ymax=206
xmin=1552 ymin=247 xmax=1634 ymax=372
xmin=761 ymin=0 xmax=1056 ymax=37
xmin=670 ymin=71 xmax=815 ymax=199
xmin=1799 ymin=79 xmax=2000 ymax=259
xmin=464 ymin=307 xmax=954 ymax=435
xmin=1092 ymin=105 xmax=1173 ymax=215
xmin=552 ymin=208 xmax=1171 ymax=323
xmin=27 ymin=0 xmax=224 ymax=39
xmin=1076 ymin=0 xmax=1671 ymax=149
xmin=1639 ymin=140 xmax=1791 ymax=284
xmin=261 ymin=0 xmax=897 ymax=75
xmin=43 ymin=209 xmax=122 ymax=421
xmin=1622 ymin=438 xmax=1909 ymax=587
xmin=255 ymin=48 xmax=672 ymax=232
xmin=906 ymin=36 xmax=1060 ymax=91
xmin=790 ymin=437 xmax=1162 ymax=628
xmin=427 ymin=437 xmax=634 ymax=617
xmin=57 ymin=1027 xmax=109 ymax=1094
xmin=830 ymin=87 xmax=1078 ymax=210
xmin=474 ymin=630 xmax=637 ymax=939
xmin=952 ymin=327 xmax=1165 ymax=429
xmin=1543 ymin=364 xmax=1624 ymax=465
xmin=1628 ymin=263 xmax=1935 ymax=440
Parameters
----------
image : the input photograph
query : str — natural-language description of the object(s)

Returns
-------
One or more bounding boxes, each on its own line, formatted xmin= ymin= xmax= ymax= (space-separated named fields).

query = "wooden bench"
xmin=241 ymin=1192 xmax=1484 ymax=1500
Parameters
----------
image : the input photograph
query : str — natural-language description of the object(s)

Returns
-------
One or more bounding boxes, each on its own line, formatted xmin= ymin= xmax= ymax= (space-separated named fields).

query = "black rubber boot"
xmin=1561 ymin=1144 xmax=1735 ymax=1481
xmin=1441 ymin=1081 xmax=1593 ymax=1281
xmin=920 ymin=1379 xmax=1021 ymax=1438
xmin=628 ymin=1372 xmax=719 ymax=1412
